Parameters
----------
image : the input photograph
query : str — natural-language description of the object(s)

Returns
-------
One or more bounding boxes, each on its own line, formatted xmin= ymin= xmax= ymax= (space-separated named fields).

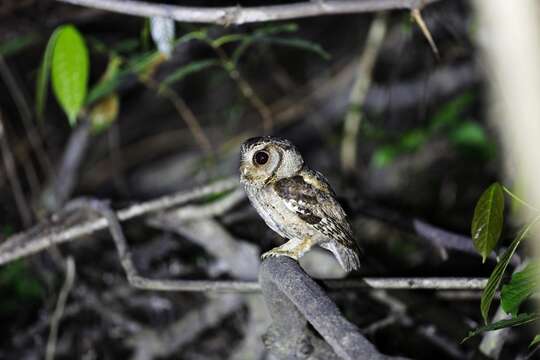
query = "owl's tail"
xmin=321 ymin=242 xmax=361 ymax=272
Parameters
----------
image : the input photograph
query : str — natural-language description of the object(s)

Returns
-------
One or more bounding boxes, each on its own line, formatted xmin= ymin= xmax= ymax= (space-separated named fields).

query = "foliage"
xmin=501 ymin=262 xmax=540 ymax=316
xmin=471 ymin=183 xmax=504 ymax=263
xmin=0 ymin=261 xmax=43 ymax=313
xmin=0 ymin=34 xmax=38 ymax=57
xmin=371 ymin=93 xmax=494 ymax=167
xmin=464 ymin=184 xmax=540 ymax=346
xmin=51 ymin=25 xmax=90 ymax=125
xmin=37 ymin=25 xmax=90 ymax=126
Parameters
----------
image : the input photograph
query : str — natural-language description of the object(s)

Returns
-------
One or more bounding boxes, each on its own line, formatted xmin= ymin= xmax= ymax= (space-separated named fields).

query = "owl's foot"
xmin=261 ymin=237 xmax=315 ymax=262
xmin=261 ymin=248 xmax=299 ymax=261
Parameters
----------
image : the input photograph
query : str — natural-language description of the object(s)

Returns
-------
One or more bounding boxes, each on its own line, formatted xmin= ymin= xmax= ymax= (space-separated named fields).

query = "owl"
xmin=239 ymin=136 xmax=361 ymax=272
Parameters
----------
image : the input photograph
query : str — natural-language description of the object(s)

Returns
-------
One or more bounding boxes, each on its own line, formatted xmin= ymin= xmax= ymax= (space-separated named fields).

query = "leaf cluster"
xmin=464 ymin=183 xmax=540 ymax=348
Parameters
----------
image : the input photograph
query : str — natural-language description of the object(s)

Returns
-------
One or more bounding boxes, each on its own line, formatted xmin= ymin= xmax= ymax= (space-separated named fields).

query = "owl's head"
xmin=240 ymin=136 xmax=304 ymax=187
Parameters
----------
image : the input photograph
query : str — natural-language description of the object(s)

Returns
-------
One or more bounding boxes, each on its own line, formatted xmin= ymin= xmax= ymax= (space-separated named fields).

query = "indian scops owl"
xmin=239 ymin=136 xmax=361 ymax=272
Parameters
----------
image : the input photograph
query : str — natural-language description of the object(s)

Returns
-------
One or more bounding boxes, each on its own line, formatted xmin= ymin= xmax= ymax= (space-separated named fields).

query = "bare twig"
xmin=411 ymin=8 xmax=439 ymax=58
xmin=0 ymin=188 xmax=489 ymax=293
xmin=56 ymin=0 xmax=442 ymax=25
xmin=341 ymin=13 xmax=387 ymax=173
xmin=0 ymin=177 xmax=239 ymax=265
xmin=46 ymin=257 xmax=76 ymax=360
xmin=0 ymin=111 xmax=33 ymax=227
xmin=212 ymin=46 xmax=273 ymax=132
xmin=144 ymin=76 xmax=213 ymax=155
xmin=0 ymin=55 xmax=54 ymax=186
xmin=42 ymin=119 xmax=92 ymax=211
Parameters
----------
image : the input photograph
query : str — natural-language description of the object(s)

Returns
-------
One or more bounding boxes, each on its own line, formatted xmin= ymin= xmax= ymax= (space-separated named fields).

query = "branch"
xmin=56 ymin=0 xmax=442 ymax=25
xmin=259 ymin=256 xmax=408 ymax=360
xmin=0 ymin=177 xmax=239 ymax=266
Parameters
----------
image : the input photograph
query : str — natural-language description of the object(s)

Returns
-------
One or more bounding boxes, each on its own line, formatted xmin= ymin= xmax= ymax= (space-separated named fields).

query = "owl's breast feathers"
xmin=272 ymin=169 xmax=359 ymax=252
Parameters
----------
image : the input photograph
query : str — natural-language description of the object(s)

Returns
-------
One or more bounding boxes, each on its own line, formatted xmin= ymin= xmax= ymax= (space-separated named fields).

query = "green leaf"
xmin=462 ymin=313 xmax=540 ymax=343
xmin=481 ymin=216 xmax=540 ymax=323
xmin=211 ymin=34 xmax=248 ymax=48
xmin=36 ymin=29 xmax=62 ymax=121
xmin=259 ymin=36 xmax=330 ymax=60
xmin=501 ymin=262 xmax=540 ymax=316
xmin=51 ymin=25 xmax=89 ymax=126
xmin=371 ymin=145 xmax=399 ymax=168
xmin=400 ymin=129 xmax=428 ymax=151
xmin=0 ymin=34 xmax=38 ymax=57
xmin=530 ymin=334 xmax=540 ymax=348
xmin=471 ymin=183 xmax=505 ymax=263
xmin=449 ymin=121 xmax=488 ymax=148
xmin=429 ymin=92 xmax=474 ymax=132
xmin=161 ymin=59 xmax=219 ymax=86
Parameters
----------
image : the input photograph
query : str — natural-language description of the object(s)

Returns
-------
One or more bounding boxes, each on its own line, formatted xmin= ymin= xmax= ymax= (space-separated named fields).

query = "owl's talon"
xmin=261 ymin=249 xmax=298 ymax=261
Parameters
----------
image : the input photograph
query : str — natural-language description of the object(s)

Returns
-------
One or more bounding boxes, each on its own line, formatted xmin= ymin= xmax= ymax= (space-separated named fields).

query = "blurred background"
xmin=0 ymin=0 xmax=536 ymax=359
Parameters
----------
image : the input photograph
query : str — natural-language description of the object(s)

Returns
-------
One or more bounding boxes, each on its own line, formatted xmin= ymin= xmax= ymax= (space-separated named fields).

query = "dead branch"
xmin=56 ymin=0 xmax=443 ymax=25
xmin=259 ymin=256 xmax=409 ymax=360
xmin=0 ymin=177 xmax=239 ymax=266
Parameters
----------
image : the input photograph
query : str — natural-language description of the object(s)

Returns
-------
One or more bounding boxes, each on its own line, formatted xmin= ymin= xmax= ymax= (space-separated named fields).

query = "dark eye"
xmin=253 ymin=151 xmax=269 ymax=165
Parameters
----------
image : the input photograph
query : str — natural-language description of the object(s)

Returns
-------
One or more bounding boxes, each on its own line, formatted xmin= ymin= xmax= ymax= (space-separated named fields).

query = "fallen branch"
xmin=56 ymin=0 xmax=442 ymax=25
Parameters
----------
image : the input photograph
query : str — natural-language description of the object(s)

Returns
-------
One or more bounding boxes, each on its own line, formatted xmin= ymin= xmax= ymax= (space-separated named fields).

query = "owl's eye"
xmin=253 ymin=151 xmax=269 ymax=165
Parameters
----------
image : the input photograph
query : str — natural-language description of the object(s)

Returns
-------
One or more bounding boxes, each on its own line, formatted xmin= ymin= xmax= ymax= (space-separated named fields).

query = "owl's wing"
xmin=273 ymin=169 xmax=357 ymax=250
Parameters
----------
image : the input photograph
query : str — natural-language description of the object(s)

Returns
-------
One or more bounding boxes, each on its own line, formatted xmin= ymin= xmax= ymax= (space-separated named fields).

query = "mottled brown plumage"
xmin=239 ymin=136 xmax=361 ymax=272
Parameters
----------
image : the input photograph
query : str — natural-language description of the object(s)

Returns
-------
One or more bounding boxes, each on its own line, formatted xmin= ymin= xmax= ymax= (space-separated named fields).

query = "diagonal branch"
xmin=56 ymin=0 xmax=443 ymax=25
xmin=0 ymin=177 xmax=239 ymax=266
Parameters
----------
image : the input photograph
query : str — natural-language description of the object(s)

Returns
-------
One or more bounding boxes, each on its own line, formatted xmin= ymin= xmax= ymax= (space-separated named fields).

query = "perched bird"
xmin=239 ymin=136 xmax=361 ymax=272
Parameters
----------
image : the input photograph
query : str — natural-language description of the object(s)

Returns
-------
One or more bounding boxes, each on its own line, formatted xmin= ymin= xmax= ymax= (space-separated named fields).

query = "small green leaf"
xmin=161 ymin=59 xmax=219 ymax=86
xmin=449 ymin=121 xmax=488 ymax=148
xmin=211 ymin=34 xmax=248 ymax=48
xmin=501 ymin=262 xmax=540 ymax=316
xmin=471 ymin=183 xmax=505 ymax=263
xmin=400 ymin=129 xmax=427 ymax=151
xmin=51 ymin=25 xmax=89 ymax=126
xmin=260 ymin=36 xmax=330 ymax=60
xmin=462 ymin=313 xmax=540 ymax=343
xmin=0 ymin=34 xmax=38 ymax=57
xmin=530 ymin=334 xmax=540 ymax=348
xmin=429 ymin=92 xmax=474 ymax=132
xmin=371 ymin=145 xmax=399 ymax=168
xmin=481 ymin=216 xmax=540 ymax=323
xmin=36 ymin=29 xmax=62 ymax=121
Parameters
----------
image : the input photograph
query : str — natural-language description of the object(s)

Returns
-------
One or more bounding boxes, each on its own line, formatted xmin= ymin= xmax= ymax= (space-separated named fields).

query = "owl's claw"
xmin=261 ymin=248 xmax=299 ymax=261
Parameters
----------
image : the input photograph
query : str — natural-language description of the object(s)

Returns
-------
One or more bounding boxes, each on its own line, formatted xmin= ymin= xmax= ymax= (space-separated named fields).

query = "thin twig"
xmin=411 ymin=8 xmax=440 ymax=58
xmin=0 ymin=55 xmax=54 ymax=184
xmin=0 ymin=111 xmax=33 ymax=227
xmin=42 ymin=118 xmax=92 ymax=211
xmin=56 ymin=0 xmax=442 ymax=25
xmin=0 ymin=177 xmax=239 ymax=266
xmin=144 ymin=76 xmax=213 ymax=155
xmin=212 ymin=46 xmax=273 ymax=132
xmin=341 ymin=13 xmax=387 ymax=173
xmin=46 ymin=257 xmax=76 ymax=360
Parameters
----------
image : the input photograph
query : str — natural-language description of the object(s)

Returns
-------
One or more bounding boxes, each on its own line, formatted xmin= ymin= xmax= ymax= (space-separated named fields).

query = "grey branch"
xmin=0 ymin=177 xmax=239 ymax=266
xmin=56 ymin=0 xmax=442 ymax=25
xmin=0 ymin=192 xmax=488 ymax=293
xmin=259 ymin=256 xmax=408 ymax=360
